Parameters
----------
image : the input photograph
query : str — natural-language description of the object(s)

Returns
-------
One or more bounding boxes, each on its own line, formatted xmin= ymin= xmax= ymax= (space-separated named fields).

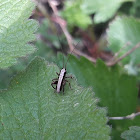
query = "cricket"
xmin=51 ymin=35 xmax=76 ymax=93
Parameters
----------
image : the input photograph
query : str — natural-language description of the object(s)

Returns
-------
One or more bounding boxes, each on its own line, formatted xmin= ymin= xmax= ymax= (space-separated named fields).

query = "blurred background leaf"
xmin=62 ymin=0 xmax=134 ymax=29
xmin=62 ymin=0 xmax=92 ymax=29
xmin=107 ymin=16 xmax=140 ymax=65
xmin=121 ymin=126 xmax=140 ymax=140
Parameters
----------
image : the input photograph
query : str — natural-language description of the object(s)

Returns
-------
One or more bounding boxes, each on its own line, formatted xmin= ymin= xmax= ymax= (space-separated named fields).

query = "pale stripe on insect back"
xmin=56 ymin=68 xmax=66 ymax=93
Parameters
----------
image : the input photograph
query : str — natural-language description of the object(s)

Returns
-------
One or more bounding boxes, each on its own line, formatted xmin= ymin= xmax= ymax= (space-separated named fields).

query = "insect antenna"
xmin=65 ymin=41 xmax=80 ymax=69
xmin=56 ymin=33 xmax=65 ymax=68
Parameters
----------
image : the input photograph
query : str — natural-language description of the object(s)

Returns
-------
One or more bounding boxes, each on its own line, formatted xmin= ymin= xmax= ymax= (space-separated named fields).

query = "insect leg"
xmin=51 ymin=83 xmax=56 ymax=89
xmin=62 ymin=80 xmax=66 ymax=94
xmin=51 ymin=81 xmax=58 ymax=89
xmin=64 ymin=80 xmax=72 ymax=89
xmin=62 ymin=85 xmax=64 ymax=94
xmin=52 ymin=78 xmax=58 ymax=82
xmin=56 ymin=72 xmax=59 ymax=76
xmin=65 ymin=75 xmax=73 ymax=79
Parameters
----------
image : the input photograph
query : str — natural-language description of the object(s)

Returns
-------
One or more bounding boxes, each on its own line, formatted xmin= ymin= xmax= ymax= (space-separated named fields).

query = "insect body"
xmin=51 ymin=35 xmax=78 ymax=93
xmin=56 ymin=68 xmax=66 ymax=92
xmin=51 ymin=67 xmax=72 ymax=93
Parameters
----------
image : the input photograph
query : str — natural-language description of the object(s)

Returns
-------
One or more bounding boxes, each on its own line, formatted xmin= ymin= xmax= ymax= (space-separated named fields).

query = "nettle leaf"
xmin=0 ymin=57 xmax=110 ymax=139
xmin=0 ymin=0 xmax=38 ymax=69
xmin=0 ymin=40 xmax=56 ymax=90
xmin=81 ymin=0 xmax=133 ymax=23
xmin=62 ymin=0 xmax=132 ymax=27
xmin=62 ymin=0 xmax=92 ymax=29
xmin=56 ymin=54 xmax=138 ymax=117
xmin=121 ymin=126 xmax=140 ymax=140
xmin=107 ymin=16 xmax=140 ymax=65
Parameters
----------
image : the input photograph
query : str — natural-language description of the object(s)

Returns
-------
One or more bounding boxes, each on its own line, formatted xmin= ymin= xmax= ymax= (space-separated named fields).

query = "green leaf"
xmin=56 ymin=54 xmax=138 ymax=117
xmin=0 ymin=40 xmax=56 ymax=90
xmin=111 ymin=117 xmax=140 ymax=140
xmin=131 ymin=0 xmax=140 ymax=18
xmin=55 ymin=54 xmax=138 ymax=139
xmin=81 ymin=0 xmax=133 ymax=23
xmin=0 ymin=57 xmax=110 ymax=139
xmin=62 ymin=0 xmax=133 ymax=27
xmin=121 ymin=126 xmax=140 ymax=140
xmin=107 ymin=16 xmax=140 ymax=65
xmin=62 ymin=0 xmax=92 ymax=29
xmin=0 ymin=0 xmax=38 ymax=69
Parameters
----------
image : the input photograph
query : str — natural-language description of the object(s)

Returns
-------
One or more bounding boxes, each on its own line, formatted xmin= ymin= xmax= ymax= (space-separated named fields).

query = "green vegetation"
xmin=1 ymin=0 xmax=140 ymax=139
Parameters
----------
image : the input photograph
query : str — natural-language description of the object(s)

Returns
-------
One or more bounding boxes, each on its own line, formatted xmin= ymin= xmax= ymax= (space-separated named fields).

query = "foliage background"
xmin=1 ymin=0 xmax=140 ymax=139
